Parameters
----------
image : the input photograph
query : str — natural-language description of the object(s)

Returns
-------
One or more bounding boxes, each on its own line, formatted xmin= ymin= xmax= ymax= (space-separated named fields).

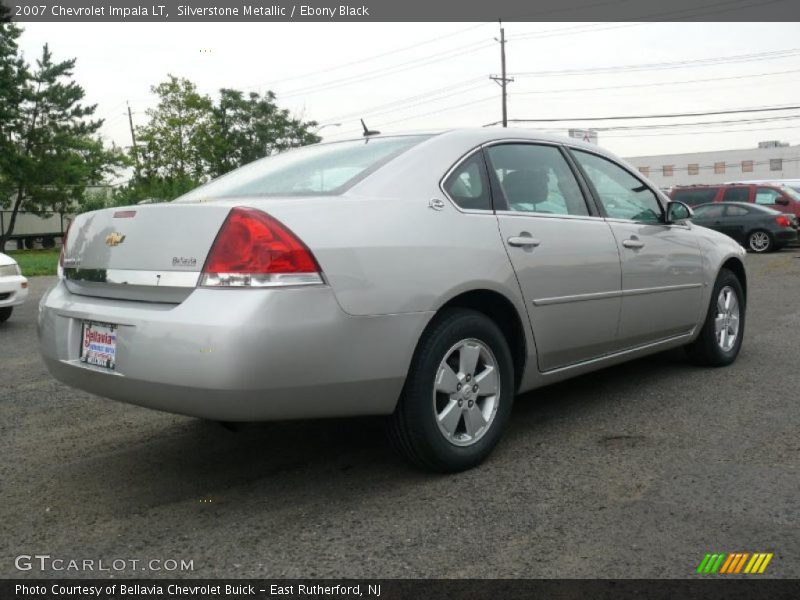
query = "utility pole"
xmin=489 ymin=21 xmax=514 ymax=127
xmin=126 ymin=101 xmax=139 ymax=168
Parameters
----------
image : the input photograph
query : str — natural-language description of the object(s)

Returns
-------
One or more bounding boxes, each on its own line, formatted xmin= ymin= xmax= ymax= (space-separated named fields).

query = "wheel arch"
xmin=434 ymin=289 xmax=528 ymax=391
xmin=720 ymin=256 xmax=747 ymax=302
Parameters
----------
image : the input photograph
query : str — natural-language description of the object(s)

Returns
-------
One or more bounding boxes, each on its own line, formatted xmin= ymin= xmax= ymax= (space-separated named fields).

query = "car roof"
xmin=332 ymin=127 xmax=611 ymax=155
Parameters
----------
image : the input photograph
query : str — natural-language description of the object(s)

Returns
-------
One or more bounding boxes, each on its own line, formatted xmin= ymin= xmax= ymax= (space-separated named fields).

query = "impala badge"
xmin=105 ymin=232 xmax=126 ymax=247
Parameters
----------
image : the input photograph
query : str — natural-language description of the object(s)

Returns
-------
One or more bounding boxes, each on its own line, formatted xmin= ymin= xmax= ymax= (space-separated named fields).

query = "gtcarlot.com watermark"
xmin=15 ymin=554 xmax=194 ymax=572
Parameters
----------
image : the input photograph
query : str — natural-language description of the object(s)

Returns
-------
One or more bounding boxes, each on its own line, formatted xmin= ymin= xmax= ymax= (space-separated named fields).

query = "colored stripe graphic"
xmin=699 ymin=552 xmax=773 ymax=574
xmin=734 ymin=553 xmax=750 ymax=573
xmin=758 ymin=553 xmax=773 ymax=574
xmin=719 ymin=553 xmax=735 ymax=574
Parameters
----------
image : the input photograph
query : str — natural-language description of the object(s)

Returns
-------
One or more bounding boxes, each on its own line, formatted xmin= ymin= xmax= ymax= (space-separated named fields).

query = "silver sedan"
xmin=38 ymin=129 xmax=747 ymax=472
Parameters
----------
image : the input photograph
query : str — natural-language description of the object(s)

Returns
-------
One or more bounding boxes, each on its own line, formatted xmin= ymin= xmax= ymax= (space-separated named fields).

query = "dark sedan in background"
xmin=691 ymin=202 xmax=798 ymax=253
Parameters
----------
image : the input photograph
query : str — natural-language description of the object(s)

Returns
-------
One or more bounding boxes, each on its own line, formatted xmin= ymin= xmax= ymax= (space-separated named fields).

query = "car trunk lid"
xmin=63 ymin=204 xmax=233 ymax=303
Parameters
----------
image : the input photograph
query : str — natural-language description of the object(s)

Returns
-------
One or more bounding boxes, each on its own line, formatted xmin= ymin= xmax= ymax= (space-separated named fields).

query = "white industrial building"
xmin=624 ymin=141 xmax=800 ymax=188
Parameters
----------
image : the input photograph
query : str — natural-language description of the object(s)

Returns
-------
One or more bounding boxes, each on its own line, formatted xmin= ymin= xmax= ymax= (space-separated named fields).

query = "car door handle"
xmin=622 ymin=238 xmax=645 ymax=249
xmin=507 ymin=236 xmax=541 ymax=247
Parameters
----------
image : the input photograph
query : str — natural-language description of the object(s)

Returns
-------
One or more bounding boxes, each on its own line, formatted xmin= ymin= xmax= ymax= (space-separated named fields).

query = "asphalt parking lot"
xmin=2 ymin=251 xmax=799 ymax=579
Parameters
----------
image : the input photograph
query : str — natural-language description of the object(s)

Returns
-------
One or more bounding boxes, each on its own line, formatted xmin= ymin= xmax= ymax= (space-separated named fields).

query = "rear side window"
xmin=726 ymin=205 xmax=749 ymax=216
xmin=755 ymin=187 xmax=783 ymax=205
xmin=176 ymin=135 xmax=431 ymax=200
xmin=485 ymin=144 xmax=589 ymax=216
xmin=443 ymin=152 xmax=492 ymax=210
xmin=693 ymin=204 xmax=725 ymax=218
xmin=671 ymin=188 xmax=720 ymax=206
xmin=572 ymin=150 xmax=662 ymax=223
xmin=722 ymin=187 xmax=749 ymax=203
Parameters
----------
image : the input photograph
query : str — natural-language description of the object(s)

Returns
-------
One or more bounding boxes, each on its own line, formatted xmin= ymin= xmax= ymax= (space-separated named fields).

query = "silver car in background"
xmin=38 ymin=129 xmax=747 ymax=472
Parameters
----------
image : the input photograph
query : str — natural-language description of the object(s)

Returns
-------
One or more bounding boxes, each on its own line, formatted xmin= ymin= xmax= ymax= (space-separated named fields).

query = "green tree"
xmin=202 ymin=88 xmax=320 ymax=178
xmin=131 ymin=75 xmax=212 ymax=198
xmin=0 ymin=23 xmax=28 ymax=209
xmin=0 ymin=36 xmax=123 ymax=246
xmin=120 ymin=77 xmax=321 ymax=204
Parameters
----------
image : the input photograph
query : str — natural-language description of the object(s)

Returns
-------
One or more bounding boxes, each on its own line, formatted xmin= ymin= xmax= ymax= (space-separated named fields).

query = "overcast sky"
xmin=15 ymin=21 xmax=800 ymax=159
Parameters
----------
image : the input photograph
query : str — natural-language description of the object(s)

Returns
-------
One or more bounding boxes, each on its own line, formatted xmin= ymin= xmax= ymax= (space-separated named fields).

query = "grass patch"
xmin=7 ymin=249 xmax=60 ymax=277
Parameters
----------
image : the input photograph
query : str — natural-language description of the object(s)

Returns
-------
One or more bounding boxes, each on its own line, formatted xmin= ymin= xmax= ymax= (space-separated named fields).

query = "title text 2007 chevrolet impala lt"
xmin=38 ymin=129 xmax=747 ymax=471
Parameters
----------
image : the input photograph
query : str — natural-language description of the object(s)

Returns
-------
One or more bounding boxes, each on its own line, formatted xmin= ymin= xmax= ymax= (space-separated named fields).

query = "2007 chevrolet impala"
xmin=38 ymin=129 xmax=747 ymax=471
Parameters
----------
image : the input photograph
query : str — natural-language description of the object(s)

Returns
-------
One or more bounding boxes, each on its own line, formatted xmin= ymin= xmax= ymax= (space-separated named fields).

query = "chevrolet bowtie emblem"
xmin=105 ymin=232 xmax=126 ymax=246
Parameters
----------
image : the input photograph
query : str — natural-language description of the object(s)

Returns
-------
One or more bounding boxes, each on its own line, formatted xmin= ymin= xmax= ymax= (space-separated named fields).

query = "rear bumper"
xmin=0 ymin=275 xmax=29 ymax=307
xmin=775 ymin=229 xmax=799 ymax=244
xmin=38 ymin=280 xmax=432 ymax=421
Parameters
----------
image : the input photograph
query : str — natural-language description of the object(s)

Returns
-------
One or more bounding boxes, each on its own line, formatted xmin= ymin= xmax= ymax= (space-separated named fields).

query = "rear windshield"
xmin=671 ymin=188 xmax=720 ymax=206
xmin=176 ymin=135 xmax=431 ymax=201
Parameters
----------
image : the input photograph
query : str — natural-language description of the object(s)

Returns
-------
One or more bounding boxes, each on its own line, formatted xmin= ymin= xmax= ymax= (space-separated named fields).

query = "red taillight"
xmin=776 ymin=215 xmax=791 ymax=228
xmin=200 ymin=207 xmax=322 ymax=288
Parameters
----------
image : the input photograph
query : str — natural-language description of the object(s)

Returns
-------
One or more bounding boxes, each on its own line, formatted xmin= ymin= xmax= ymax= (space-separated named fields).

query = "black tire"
xmin=746 ymin=229 xmax=773 ymax=253
xmin=0 ymin=307 xmax=12 ymax=323
xmin=388 ymin=308 xmax=515 ymax=472
xmin=685 ymin=269 xmax=745 ymax=367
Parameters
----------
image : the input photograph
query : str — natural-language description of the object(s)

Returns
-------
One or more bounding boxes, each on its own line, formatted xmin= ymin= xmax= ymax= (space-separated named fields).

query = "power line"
xmin=511 ymin=67 xmax=800 ymax=97
xmin=511 ymin=48 xmax=800 ymax=78
xmin=592 ymin=114 xmax=800 ymax=131
xmin=317 ymin=77 xmax=485 ymax=124
xmin=484 ymin=104 xmax=800 ymax=126
xmin=603 ymin=124 xmax=800 ymax=138
xmin=246 ymin=22 xmax=492 ymax=91
xmin=276 ymin=40 xmax=494 ymax=98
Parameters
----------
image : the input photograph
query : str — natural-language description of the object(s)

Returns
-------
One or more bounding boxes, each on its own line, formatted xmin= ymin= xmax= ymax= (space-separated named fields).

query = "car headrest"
xmin=502 ymin=169 xmax=549 ymax=207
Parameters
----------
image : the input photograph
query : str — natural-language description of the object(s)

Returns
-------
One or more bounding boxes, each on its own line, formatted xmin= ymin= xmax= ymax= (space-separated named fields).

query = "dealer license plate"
xmin=80 ymin=321 xmax=117 ymax=370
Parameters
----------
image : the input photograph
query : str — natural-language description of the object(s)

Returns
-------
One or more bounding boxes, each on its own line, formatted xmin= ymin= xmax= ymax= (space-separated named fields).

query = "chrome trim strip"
xmin=541 ymin=331 xmax=695 ymax=376
xmin=623 ymin=282 xmax=703 ymax=297
xmin=65 ymin=268 xmax=199 ymax=288
xmin=533 ymin=289 xmax=621 ymax=306
xmin=532 ymin=282 xmax=703 ymax=306
xmin=495 ymin=210 xmax=606 ymax=222
xmin=60 ymin=358 xmax=125 ymax=377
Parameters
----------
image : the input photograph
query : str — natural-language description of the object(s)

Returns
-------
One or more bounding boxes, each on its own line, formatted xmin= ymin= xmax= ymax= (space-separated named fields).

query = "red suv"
xmin=670 ymin=183 xmax=800 ymax=220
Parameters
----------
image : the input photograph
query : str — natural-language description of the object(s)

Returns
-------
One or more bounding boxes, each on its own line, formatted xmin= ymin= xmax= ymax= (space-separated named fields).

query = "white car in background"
xmin=0 ymin=253 xmax=29 ymax=323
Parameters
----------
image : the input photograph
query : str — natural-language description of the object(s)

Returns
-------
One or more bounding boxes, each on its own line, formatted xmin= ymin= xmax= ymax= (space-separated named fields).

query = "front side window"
xmin=722 ymin=187 xmax=749 ymax=203
xmin=443 ymin=152 xmax=491 ymax=210
xmin=755 ymin=187 xmax=782 ymax=205
xmin=176 ymin=135 xmax=431 ymax=201
xmin=572 ymin=150 xmax=662 ymax=223
xmin=485 ymin=144 xmax=589 ymax=216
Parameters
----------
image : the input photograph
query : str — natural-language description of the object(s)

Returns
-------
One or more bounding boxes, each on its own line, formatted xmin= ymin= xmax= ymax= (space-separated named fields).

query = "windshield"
xmin=176 ymin=135 xmax=431 ymax=201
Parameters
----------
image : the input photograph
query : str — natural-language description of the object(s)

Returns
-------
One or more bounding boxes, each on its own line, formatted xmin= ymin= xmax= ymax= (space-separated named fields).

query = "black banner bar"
xmin=3 ymin=0 xmax=800 ymax=22
xmin=3 ymin=579 xmax=800 ymax=600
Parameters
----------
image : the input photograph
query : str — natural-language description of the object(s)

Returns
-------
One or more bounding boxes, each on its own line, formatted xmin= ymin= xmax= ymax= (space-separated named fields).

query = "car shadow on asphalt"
xmin=53 ymin=347 xmax=695 ymax=513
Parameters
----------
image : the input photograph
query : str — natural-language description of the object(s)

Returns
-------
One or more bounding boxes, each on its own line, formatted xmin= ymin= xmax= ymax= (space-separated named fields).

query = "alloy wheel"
xmin=714 ymin=286 xmax=740 ymax=352
xmin=432 ymin=338 xmax=500 ymax=447
xmin=748 ymin=231 xmax=770 ymax=253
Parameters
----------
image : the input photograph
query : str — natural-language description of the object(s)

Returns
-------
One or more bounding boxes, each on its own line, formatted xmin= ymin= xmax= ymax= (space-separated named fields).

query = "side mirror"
xmin=775 ymin=197 xmax=790 ymax=206
xmin=666 ymin=201 xmax=693 ymax=223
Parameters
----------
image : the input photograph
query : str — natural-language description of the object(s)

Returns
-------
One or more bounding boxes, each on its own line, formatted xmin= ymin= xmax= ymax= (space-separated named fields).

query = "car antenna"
xmin=361 ymin=119 xmax=380 ymax=138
